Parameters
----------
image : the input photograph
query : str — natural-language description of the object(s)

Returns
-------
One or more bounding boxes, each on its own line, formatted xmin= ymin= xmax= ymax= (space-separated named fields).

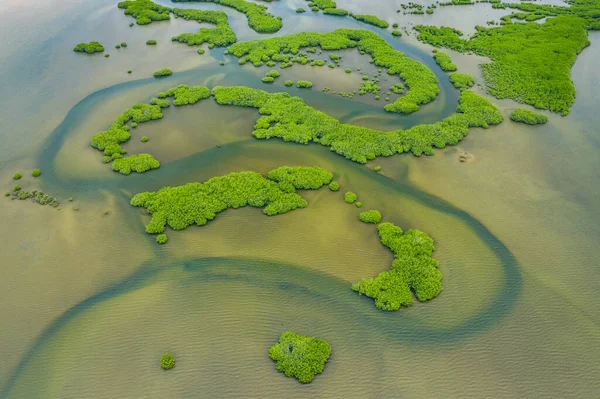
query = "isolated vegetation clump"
xmin=160 ymin=353 xmax=175 ymax=370
xmin=172 ymin=0 xmax=282 ymax=33
xmin=226 ymin=29 xmax=439 ymax=114
xmin=117 ymin=0 xmax=171 ymax=25
xmin=269 ymin=332 xmax=331 ymax=384
xmin=449 ymin=73 xmax=475 ymax=89
xmin=32 ymin=169 xmax=41 ymax=177
xmin=156 ymin=234 xmax=168 ymax=244
xmin=13 ymin=173 xmax=22 ymax=180
xmin=284 ymin=79 xmax=293 ymax=86
xmin=323 ymin=8 xmax=349 ymax=16
xmin=112 ymin=153 xmax=160 ymax=175
xmin=130 ymin=167 xmax=332 ymax=238
xmin=146 ymin=39 xmax=157 ymax=45
xmin=510 ymin=108 xmax=548 ymax=124
xmin=210 ymin=85 xmax=502 ymax=162
xmin=352 ymin=222 xmax=442 ymax=310
xmin=414 ymin=16 xmax=591 ymax=115
xmin=7 ymin=187 xmax=60 ymax=207
xmin=171 ymin=8 xmax=237 ymax=47
xmin=433 ymin=51 xmax=457 ymax=72
xmin=154 ymin=68 xmax=173 ymax=77
xmin=296 ymin=80 xmax=313 ymax=88
xmin=351 ymin=14 xmax=389 ymax=28
xmin=73 ymin=42 xmax=105 ymax=54
xmin=328 ymin=181 xmax=339 ymax=191
xmin=165 ymin=84 xmax=211 ymax=105
xmin=359 ymin=209 xmax=382 ymax=223
xmin=344 ymin=191 xmax=357 ymax=204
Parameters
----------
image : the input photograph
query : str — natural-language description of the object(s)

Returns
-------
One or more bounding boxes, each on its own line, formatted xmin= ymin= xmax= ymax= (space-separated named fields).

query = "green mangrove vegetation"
xmin=510 ymin=108 xmax=548 ymax=124
xmin=130 ymin=166 xmax=332 ymax=240
xmin=171 ymin=0 xmax=282 ymax=33
xmin=449 ymin=73 xmax=475 ymax=89
xmin=73 ymin=42 xmax=104 ymax=54
xmin=414 ymin=15 xmax=591 ymax=114
xmin=323 ymin=8 xmax=349 ymax=16
xmin=211 ymin=85 xmax=502 ymax=161
xmin=117 ymin=0 xmax=171 ymax=25
xmin=227 ymin=29 xmax=440 ymax=114
xmin=160 ymin=353 xmax=175 ymax=370
xmin=433 ymin=50 xmax=457 ymax=72
xmin=351 ymin=14 xmax=389 ymax=28
xmin=269 ymin=331 xmax=331 ymax=384
xmin=146 ymin=39 xmax=157 ymax=45
xmin=156 ymin=234 xmax=168 ymax=244
xmin=328 ymin=181 xmax=339 ymax=191
xmin=296 ymin=80 xmax=313 ymax=88
xmin=154 ymin=68 xmax=173 ymax=77
xmin=352 ymin=222 xmax=442 ymax=310
xmin=32 ymin=169 xmax=41 ymax=177
xmin=344 ymin=191 xmax=357 ymax=204
xmin=359 ymin=209 xmax=382 ymax=223
xmin=13 ymin=173 xmax=21 ymax=180
xmin=6 ymin=186 xmax=60 ymax=207
xmin=171 ymin=8 xmax=237 ymax=47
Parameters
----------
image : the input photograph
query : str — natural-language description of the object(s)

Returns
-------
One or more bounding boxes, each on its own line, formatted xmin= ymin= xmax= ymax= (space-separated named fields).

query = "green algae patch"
xmin=510 ymin=108 xmax=548 ymax=124
xmin=269 ymin=332 xmax=331 ymax=383
xmin=73 ymin=42 xmax=104 ymax=54
xmin=130 ymin=166 xmax=332 ymax=238
xmin=171 ymin=8 xmax=237 ymax=47
xmin=359 ymin=209 xmax=382 ymax=223
xmin=226 ymin=29 xmax=440 ymax=114
xmin=160 ymin=353 xmax=175 ymax=370
xmin=352 ymin=222 xmax=442 ymax=310
xmin=414 ymin=16 xmax=591 ymax=115
xmin=118 ymin=0 xmax=171 ymax=25
xmin=172 ymin=0 xmax=282 ymax=33
xmin=449 ymin=73 xmax=475 ymax=89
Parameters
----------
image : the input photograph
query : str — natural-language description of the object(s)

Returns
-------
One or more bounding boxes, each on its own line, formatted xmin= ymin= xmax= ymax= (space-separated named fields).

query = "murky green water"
xmin=1 ymin=0 xmax=599 ymax=397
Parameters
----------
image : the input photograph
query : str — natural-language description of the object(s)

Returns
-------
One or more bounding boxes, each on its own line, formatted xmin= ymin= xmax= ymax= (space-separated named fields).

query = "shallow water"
xmin=0 ymin=0 xmax=599 ymax=398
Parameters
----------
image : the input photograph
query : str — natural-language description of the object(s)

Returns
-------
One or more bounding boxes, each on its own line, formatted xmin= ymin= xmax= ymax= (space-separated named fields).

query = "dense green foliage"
xmin=156 ymin=234 xmax=168 ymax=244
xmin=390 ymin=83 xmax=404 ymax=94
xmin=171 ymin=8 xmax=237 ymax=47
xmin=296 ymin=80 xmax=313 ymax=88
xmin=211 ymin=85 xmax=502 ymax=162
xmin=112 ymin=154 xmax=160 ymax=175
xmin=344 ymin=191 xmax=357 ymax=204
xmin=141 ymin=136 xmax=149 ymax=142
xmin=359 ymin=209 xmax=382 ymax=223
xmin=32 ymin=169 xmax=41 ymax=177
xmin=415 ymin=16 xmax=591 ymax=114
xmin=154 ymin=68 xmax=173 ymax=77
xmin=433 ymin=51 xmax=457 ymax=72
xmin=130 ymin=166 xmax=332 ymax=237
xmin=160 ymin=353 xmax=175 ymax=370
xmin=117 ymin=0 xmax=171 ymax=25
xmin=13 ymin=173 xmax=21 ymax=180
xmin=392 ymin=29 xmax=402 ymax=37
xmin=328 ymin=181 xmax=339 ymax=191
xmin=262 ymin=76 xmax=275 ymax=83
xmin=172 ymin=0 xmax=282 ymax=33
xmin=284 ymin=79 xmax=293 ymax=86
xmin=146 ymin=39 xmax=157 ymax=45
xmin=73 ymin=42 xmax=104 ymax=54
xmin=308 ymin=0 xmax=337 ymax=10
xmin=352 ymin=222 xmax=442 ymax=310
xmin=510 ymin=108 xmax=548 ymax=124
xmin=323 ymin=8 xmax=348 ymax=16
xmin=351 ymin=14 xmax=389 ymax=28
xmin=269 ymin=332 xmax=331 ymax=383
xmin=449 ymin=73 xmax=475 ymax=89
xmin=227 ymin=29 xmax=439 ymax=114
xmin=296 ymin=7 xmax=306 ymax=13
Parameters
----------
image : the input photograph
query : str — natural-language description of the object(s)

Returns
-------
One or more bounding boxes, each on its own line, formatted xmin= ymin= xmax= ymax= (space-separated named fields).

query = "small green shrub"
xmin=323 ymin=8 xmax=349 ymax=16
xmin=73 ymin=42 xmax=105 ymax=54
xmin=392 ymin=29 xmax=402 ymax=37
xmin=269 ymin=332 xmax=331 ymax=383
xmin=32 ymin=169 xmax=41 ymax=177
xmin=129 ymin=22 xmax=135 ymax=27
xmin=296 ymin=7 xmax=306 ymax=13
xmin=160 ymin=353 xmax=175 ymax=369
xmin=146 ymin=39 xmax=157 ymax=45
xmin=154 ymin=68 xmax=173 ymax=77
xmin=345 ymin=68 xmax=352 ymax=73
xmin=13 ymin=185 xmax=21 ymax=192
xmin=433 ymin=51 xmax=457 ymax=72
xmin=141 ymin=136 xmax=149 ymax=142
xmin=220 ymin=61 xmax=225 ymax=66
xmin=344 ymin=191 xmax=357 ymax=204
xmin=104 ymin=54 xmax=110 ymax=58
xmin=115 ymin=44 xmax=121 ymax=49
xmin=296 ymin=80 xmax=313 ymax=88
xmin=374 ymin=165 xmax=381 ymax=171
xmin=284 ymin=79 xmax=293 ymax=86
xmin=262 ymin=76 xmax=275 ymax=83
xmin=359 ymin=209 xmax=382 ymax=223
xmin=355 ymin=201 xmax=362 ymax=208
xmin=156 ymin=233 xmax=168 ymax=244
xmin=449 ymin=73 xmax=475 ymax=89
xmin=121 ymin=42 xmax=128 ymax=47
xmin=13 ymin=173 xmax=22 ymax=180
xmin=392 ymin=23 xmax=399 ymax=28
xmin=510 ymin=108 xmax=548 ymax=125
xmin=128 ymin=70 xmax=132 ymax=73
xmin=328 ymin=181 xmax=339 ymax=191
xmin=198 ymin=48 xmax=205 ymax=55
xmin=266 ymin=70 xmax=280 ymax=78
